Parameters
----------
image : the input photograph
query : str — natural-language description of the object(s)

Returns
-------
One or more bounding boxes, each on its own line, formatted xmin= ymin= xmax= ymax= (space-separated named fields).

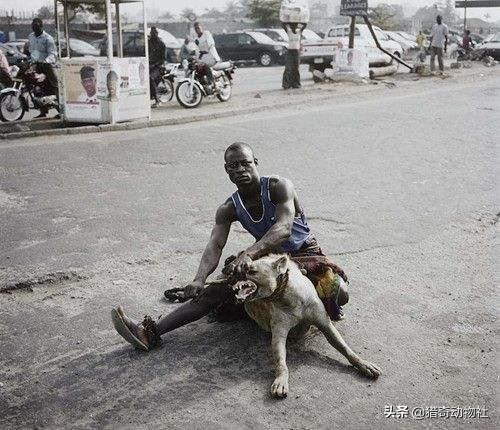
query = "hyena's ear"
xmin=273 ymin=255 xmax=289 ymax=275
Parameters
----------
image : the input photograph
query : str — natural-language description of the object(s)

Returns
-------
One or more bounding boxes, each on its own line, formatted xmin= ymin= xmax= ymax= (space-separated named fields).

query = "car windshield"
xmin=69 ymin=38 xmax=99 ymax=55
xmin=487 ymin=32 xmax=500 ymax=42
xmin=247 ymin=31 xmax=276 ymax=44
xmin=302 ymin=29 xmax=321 ymax=41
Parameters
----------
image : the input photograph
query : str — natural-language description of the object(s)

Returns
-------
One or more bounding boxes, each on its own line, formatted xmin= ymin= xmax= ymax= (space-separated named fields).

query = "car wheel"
xmin=259 ymin=52 xmax=273 ymax=67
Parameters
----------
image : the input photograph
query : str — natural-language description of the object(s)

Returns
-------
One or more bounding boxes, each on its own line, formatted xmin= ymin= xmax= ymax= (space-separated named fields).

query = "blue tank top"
xmin=231 ymin=176 xmax=311 ymax=253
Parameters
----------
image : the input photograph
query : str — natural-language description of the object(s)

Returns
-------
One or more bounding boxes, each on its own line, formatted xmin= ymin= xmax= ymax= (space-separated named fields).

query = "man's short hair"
xmin=194 ymin=22 xmax=201 ymax=27
xmin=224 ymin=142 xmax=257 ymax=162
xmin=32 ymin=18 xmax=43 ymax=26
xmin=80 ymin=65 xmax=95 ymax=80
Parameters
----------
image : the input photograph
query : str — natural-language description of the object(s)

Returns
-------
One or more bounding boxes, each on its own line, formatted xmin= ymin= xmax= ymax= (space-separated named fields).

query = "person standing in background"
xmin=282 ymin=23 xmax=304 ymax=89
xmin=429 ymin=15 xmax=448 ymax=74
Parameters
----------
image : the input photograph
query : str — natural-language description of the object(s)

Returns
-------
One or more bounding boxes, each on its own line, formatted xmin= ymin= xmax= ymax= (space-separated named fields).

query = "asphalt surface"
xmin=0 ymin=71 xmax=498 ymax=429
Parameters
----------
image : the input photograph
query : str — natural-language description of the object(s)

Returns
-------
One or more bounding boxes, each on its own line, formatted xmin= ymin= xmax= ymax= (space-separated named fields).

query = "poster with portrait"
xmin=60 ymin=59 xmax=103 ymax=121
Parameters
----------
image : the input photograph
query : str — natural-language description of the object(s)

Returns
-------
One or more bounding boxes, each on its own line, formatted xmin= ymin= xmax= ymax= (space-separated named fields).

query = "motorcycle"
xmin=0 ymin=59 xmax=59 ymax=122
xmin=155 ymin=63 xmax=181 ymax=103
xmin=175 ymin=57 xmax=235 ymax=109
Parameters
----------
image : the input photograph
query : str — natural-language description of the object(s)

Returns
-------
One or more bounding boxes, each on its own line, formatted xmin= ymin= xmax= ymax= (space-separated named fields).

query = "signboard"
xmin=340 ymin=0 xmax=368 ymax=16
xmin=455 ymin=1 xmax=500 ymax=7
xmin=329 ymin=48 xmax=369 ymax=79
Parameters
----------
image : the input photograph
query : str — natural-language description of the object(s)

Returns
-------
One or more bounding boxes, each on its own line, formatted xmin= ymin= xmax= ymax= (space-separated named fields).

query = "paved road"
xmin=0 ymin=73 xmax=497 ymax=429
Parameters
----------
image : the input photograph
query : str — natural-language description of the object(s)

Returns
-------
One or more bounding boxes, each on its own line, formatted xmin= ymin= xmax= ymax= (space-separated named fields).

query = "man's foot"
xmin=332 ymin=306 xmax=345 ymax=321
xmin=111 ymin=306 xmax=159 ymax=350
xmin=151 ymin=101 xmax=161 ymax=108
xmin=34 ymin=112 xmax=47 ymax=119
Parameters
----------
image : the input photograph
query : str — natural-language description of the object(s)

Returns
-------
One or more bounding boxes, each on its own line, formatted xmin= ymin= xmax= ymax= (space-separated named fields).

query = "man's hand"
xmin=184 ymin=280 xmax=204 ymax=298
xmin=226 ymin=251 xmax=253 ymax=279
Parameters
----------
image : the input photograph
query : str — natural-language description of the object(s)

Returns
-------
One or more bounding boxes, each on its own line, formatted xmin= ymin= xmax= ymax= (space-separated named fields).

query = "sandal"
xmin=111 ymin=307 xmax=161 ymax=351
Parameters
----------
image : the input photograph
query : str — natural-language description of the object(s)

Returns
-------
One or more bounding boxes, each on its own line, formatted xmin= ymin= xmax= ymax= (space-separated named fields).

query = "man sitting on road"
xmin=112 ymin=142 xmax=350 ymax=351
xmin=429 ymin=15 xmax=448 ymax=74
xmin=24 ymin=17 xmax=58 ymax=118
xmin=193 ymin=21 xmax=220 ymax=90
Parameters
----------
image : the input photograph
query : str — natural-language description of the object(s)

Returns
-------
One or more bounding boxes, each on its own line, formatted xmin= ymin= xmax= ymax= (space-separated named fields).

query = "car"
xmin=99 ymin=28 xmax=181 ymax=62
xmin=0 ymin=43 xmax=27 ymax=66
xmin=249 ymin=27 xmax=322 ymax=45
xmin=214 ymin=31 xmax=286 ymax=66
xmin=60 ymin=37 xmax=99 ymax=57
xmin=302 ymin=23 xmax=403 ymax=70
xmin=472 ymin=32 xmax=500 ymax=60
xmin=385 ymin=31 xmax=418 ymax=58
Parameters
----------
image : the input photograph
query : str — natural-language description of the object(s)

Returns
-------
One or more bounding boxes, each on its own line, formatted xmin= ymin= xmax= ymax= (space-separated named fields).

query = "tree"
xmin=201 ymin=8 xmax=225 ymax=19
xmin=160 ymin=11 xmax=175 ymax=21
xmin=36 ymin=5 xmax=53 ymax=20
xmin=180 ymin=7 xmax=196 ymax=20
xmin=224 ymin=0 xmax=248 ymax=18
xmin=246 ymin=0 xmax=280 ymax=27
xmin=368 ymin=3 xmax=406 ymax=30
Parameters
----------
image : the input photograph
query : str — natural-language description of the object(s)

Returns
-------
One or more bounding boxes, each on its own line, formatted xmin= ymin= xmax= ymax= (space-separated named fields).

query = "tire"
xmin=0 ymin=92 xmax=26 ymax=122
xmin=175 ymin=81 xmax=203 ymax=108
xmin=216 ymin=76 xmax=232 ymax=102
xmin=259 ymin=52 xmax=273 ymax=67
xmin=156 ymin=78 xmax=174 ymax=102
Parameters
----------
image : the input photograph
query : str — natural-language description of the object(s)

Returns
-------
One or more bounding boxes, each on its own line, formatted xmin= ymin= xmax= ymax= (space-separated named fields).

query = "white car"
xmin=385 ymin=31 xmax=418 ymax=57
xmin=323 ymin=24 xmax=403 ymax=65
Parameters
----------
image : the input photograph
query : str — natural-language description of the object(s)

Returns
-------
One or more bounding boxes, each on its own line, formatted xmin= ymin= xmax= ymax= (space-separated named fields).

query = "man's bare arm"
xmin=190 ymin=200 xmax=235 ymax=289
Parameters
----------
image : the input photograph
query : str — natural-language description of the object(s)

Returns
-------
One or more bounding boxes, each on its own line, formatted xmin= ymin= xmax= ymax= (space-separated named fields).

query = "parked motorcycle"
xmin=175 ymin=57 xmax=235 ymax=108
xmin=0 ymin=59 xmax=59 ymax=122
xmin=155 ymin=63 xmax=180 ymax=103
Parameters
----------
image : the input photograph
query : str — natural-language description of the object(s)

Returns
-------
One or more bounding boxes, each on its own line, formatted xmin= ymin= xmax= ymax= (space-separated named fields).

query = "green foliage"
xmin=36 ymin=6 xmax=53 ymax=20
xmin=368 ymin=3 xmax=405 ymax=30
xmin=246 ymin=0 xmax=281 ymax=27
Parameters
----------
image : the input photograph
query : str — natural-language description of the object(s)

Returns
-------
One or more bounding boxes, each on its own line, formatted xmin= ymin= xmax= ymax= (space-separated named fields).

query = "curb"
xmin=0 ymin=66 xmax=494 ymax=141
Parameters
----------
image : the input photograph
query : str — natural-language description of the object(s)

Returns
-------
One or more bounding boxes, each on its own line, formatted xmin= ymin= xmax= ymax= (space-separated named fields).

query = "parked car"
xmin=473 ymin=32 xmax=500 ymax=60
xmin=214 ymin=31 xmax=286 ymax=66
xmin=99 ymin=28 xmax=181 ymax=62
xmin=60 ymin=37 xmax=99 ymax=57
xmin=301 ymin=24 xmax=403 ymax=73
xmin=385 ymin=31 xmax=418 ymax=58
xmin=0 ymin=43 xmax=27 ymax=65
xmin=250 ymin=27 xmax=322 ymax=45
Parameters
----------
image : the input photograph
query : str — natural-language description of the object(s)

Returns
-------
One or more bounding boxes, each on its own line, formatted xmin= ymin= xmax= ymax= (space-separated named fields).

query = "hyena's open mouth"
xmin=232 ymin=280 xmax=258 ymax=303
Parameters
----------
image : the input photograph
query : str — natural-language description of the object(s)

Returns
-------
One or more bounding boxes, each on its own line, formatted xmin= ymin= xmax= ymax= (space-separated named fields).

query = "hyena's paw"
xmin=356 ymin=359 xmax=381 ymax=380
xmin=271 ymin=375 xmax=289 ymax=398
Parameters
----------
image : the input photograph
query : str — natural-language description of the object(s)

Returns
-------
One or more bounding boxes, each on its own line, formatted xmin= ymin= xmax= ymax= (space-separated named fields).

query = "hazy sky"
xmin=2 ymin=0 xmax=499 ymax=21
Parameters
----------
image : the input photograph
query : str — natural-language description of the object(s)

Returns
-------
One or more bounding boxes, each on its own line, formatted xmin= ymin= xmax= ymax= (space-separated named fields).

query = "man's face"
xmin=436 ymin=16 xmax=442 ymax=25
xmin=224 ymin=148 xmax=259 ymax=187
xmin=82 ymin=77 xmax=96 ymax=96
xmin=151 ymin=28 xmax=158 ymax=39
xmin=194 ymin=24 xmax=203 ymax=37
xmin=32 ymin=20 xmax=43 ymax=36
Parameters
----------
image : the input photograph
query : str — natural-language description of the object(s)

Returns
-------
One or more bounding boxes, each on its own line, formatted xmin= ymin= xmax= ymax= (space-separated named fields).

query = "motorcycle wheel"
xmin=157 ymin=77 xmax=174 ymax=102
xmin=216 ymin=76 xmax=232 ymax=102
xmin=175 ymin=81 xmax=203 ymax=108
xmin=0 ymin=92 xmax=26 ymax=122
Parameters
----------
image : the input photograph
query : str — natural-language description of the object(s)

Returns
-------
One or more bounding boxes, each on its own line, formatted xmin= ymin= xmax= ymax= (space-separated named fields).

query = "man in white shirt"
xmin=194 ymin=22 xmax=221 ymax=90
xmin=24 ymin=18 xmax=59 ymax=117
xmin=77 ymin=65 xmax=98 ymax=104
xmin=429 ymin=15 xmax=448 ymax=73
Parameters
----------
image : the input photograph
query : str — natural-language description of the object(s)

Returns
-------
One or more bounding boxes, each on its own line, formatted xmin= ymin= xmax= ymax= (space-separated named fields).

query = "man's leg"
xmin=437 ymin=48 xmax=444 ymax=72
xmin=113 ymin=281 xmax=235 ymax=349
xmin=430 ymin=47 xmax=436 ymax=71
